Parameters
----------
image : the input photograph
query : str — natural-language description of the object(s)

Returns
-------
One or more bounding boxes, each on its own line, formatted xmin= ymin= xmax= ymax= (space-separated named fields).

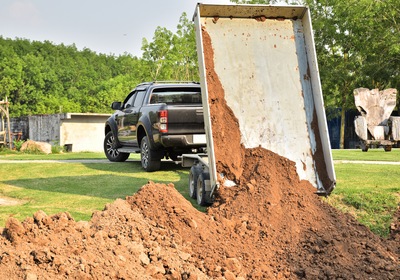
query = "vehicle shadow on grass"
xmin=80 ymin=159 xmax=204 ymax=209
xmin=82 ymin=158 xmax=185 ymax=173
xmin=3 ymin=160 xmax=205 ymax=211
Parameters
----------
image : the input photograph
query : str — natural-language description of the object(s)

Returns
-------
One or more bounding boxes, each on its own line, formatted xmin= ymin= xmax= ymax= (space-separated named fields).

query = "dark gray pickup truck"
xmin=104 ymin=82 xmax=206 ymax=171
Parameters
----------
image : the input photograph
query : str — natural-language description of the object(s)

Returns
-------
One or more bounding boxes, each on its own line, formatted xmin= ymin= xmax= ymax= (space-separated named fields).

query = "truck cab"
xmin=104 ymin=82 xmax=206 ymax=171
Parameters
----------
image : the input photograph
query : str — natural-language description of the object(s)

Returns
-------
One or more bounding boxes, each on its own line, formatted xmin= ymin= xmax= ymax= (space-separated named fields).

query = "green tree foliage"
xmin=0 ymin=12 xmax=199 ymax=117
xmin=231 ymin=0 xmax=399 ymax=148
xmin=230 ymin=0 xmax=303 ymax=4
xmin=141 ymin=13 xmax=199 ymax=82
xmin=305 ymin=0 xmax=400 ymax=147
xmin=0 ymin=37 xmax=143 ymax=116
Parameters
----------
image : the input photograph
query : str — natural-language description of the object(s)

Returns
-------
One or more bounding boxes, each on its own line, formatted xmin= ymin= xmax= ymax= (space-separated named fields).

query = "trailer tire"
xmin=189 ymin=165 xmax=202 ymax=199
xmin=360 ymin=141 xmax=369 ymax=152
xmin=196 ymin=173 xmax=210 ymax=206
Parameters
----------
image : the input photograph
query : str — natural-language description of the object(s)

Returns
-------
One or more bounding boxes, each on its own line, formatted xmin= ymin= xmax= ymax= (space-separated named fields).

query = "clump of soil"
xmin=390 ymin=207 xmax=400 ymax=248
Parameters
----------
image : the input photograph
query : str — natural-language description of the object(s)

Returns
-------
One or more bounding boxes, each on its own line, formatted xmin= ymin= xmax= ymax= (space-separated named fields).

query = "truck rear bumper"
xmin=160 ymin=134 xmax=206 ymax=148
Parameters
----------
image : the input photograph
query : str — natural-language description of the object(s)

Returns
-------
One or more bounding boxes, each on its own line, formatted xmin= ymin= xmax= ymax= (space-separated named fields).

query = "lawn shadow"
xmin=82 ymin=159 xmax=185 ymax=174
xmin=4 ymin=161 xmax=193 ymax=201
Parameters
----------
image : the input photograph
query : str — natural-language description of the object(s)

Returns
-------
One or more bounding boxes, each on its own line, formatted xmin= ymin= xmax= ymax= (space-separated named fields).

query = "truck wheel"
xmin=140 ymin=136 xmax=161 ymax=172
xmin=189 ymin=165 xmax=202 ymax=199
xmin=196 ymin=173 xmax=210 ymax=206
xmin=104 ymin=131 xmax=129 ymax=162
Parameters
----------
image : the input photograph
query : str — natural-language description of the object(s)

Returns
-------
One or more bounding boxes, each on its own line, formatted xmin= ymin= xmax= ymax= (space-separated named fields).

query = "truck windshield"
xmin=150 ymin=88 xmax=201 ymax=105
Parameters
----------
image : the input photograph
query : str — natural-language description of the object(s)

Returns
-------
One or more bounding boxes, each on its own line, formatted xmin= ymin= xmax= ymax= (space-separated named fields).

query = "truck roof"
xmin=134 ymin=81 xmax=200 ymax=91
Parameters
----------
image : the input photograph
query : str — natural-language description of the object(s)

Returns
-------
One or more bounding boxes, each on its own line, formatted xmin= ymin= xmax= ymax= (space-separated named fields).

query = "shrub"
xmin=13 ymin=139 xmax=25 ymax=151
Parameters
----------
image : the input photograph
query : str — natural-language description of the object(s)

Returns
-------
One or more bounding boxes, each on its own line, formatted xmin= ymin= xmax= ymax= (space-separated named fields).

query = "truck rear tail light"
xmin=159 ymin=110 xmax=168 ymax=133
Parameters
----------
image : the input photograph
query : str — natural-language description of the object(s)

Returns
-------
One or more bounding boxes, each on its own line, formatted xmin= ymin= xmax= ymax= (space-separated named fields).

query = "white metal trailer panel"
xmin=193 ymin=4 xmax=336 ymax=194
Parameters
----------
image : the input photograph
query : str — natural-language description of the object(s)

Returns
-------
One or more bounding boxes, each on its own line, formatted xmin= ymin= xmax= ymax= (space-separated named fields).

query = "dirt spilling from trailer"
xmin=0 ymin=151 xmax=399 ymax=279
xmin=0 ymin=30 xmax=399 ymax=280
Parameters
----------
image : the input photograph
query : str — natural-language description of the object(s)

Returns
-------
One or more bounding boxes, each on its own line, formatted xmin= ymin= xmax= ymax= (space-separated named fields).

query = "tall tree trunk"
xmin=340 ymin=51 xmax=349 ymax=149
xmin=340 ymin=106 xmax=346 ymax=149
xmin=339 ymin=89 xmax=348 ymax=149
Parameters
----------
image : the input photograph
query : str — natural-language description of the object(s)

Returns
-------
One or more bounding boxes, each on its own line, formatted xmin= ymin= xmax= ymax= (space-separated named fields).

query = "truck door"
xmin=117 ymin=90 xmax=146 ymax=145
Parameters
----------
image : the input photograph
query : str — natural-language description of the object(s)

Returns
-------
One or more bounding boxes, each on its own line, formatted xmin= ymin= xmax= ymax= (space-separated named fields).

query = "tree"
xmin=230 ymin=0 xmax=304 ymax=4
xmin=170 ymin=13 xmax=199 ymax=81
xmin=306 ymin=0 xmax=400 ymax=148
xmin=141 ymin=13 xmax=199 ymax=82
xmin=231 ymin=0 xmax=400 ymax=148
xmin=141 ymin=27 xmax=174 ymax=80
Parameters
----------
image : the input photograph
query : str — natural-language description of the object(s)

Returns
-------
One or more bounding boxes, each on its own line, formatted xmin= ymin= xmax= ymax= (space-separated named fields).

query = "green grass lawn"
xmin=0 ymin=151 xmax=107 ymax=160
xmin=0 ymin=149 xmax=399 ymax=237
xmin=329 ymin=148 xmax=400 ymax=236
xmin=332 ymin=147 xmax=400 ymax=161
xmin=327 ymin=163 xmax=400 ymax=236
xmin=0 ymin=153 xmax=203 ymax=227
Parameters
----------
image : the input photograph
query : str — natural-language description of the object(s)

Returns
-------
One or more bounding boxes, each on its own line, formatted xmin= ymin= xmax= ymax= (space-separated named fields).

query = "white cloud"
xmin=8 ymin=0 xmax=42 ymax=26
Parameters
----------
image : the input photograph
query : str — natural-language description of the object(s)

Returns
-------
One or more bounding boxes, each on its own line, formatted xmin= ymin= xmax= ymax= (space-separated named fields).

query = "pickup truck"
xmin=104 ymin=82 xmax=206 ymax=171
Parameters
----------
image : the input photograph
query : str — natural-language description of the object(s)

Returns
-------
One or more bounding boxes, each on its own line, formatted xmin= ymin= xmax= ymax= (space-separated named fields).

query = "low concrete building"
xmin=10 ymin=113 xmax=110 ymax=152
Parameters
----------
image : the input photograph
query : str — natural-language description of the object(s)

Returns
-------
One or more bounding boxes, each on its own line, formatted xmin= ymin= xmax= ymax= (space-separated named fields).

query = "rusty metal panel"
xmin=196 ymin=4 xmax=307 ymax=19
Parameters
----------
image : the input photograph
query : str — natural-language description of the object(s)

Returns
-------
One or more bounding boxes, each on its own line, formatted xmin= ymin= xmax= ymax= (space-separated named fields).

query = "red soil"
xmin=0 ymin=23 xmax=398 ymax=280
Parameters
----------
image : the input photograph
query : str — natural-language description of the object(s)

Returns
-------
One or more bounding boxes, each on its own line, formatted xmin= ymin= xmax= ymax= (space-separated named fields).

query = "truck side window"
xmin=133 ymin=90 xmax=146 ymax=107
xmin=124 ymin=93 xmax=135 ymax=109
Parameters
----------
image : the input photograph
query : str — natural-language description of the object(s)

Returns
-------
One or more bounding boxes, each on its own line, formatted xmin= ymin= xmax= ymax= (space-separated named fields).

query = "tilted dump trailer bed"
xmin=183 ymin=3 xmax=336 ymax=206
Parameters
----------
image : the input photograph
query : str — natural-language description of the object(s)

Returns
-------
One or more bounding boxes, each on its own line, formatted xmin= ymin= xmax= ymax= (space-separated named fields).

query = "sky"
xmin=0 ymin=0 xmax=232 ymax=57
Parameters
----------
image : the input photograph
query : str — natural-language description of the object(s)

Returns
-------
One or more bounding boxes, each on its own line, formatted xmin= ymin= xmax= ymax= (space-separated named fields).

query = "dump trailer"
xmin=353 ymin=87 xmax=400 ymax=152
xmin=182 ymin=3 xmax=336 ymax=206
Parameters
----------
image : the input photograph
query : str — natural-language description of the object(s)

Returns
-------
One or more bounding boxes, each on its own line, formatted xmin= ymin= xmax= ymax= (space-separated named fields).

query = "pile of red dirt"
xmin=0 ymin=147 xmax=398 ymax=279
xmin=0 ymin=25 xmax=398 ymax=280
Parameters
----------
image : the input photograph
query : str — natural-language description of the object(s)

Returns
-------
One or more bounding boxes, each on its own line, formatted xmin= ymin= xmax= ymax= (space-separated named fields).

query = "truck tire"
xmin=196 ymin=173 xmax=210 ymax=206
xmin=140 ymin=136 xmax=161 ymax=172
xmin=104 ymin=131 xmax=129 ymax=162
xmin=189 ymin=165 xmax=202 ymax=199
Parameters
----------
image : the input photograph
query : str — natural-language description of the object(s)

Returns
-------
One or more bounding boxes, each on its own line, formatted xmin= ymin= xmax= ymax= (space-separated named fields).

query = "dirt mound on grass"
xmin=390 ymin=207 xmax=400 ymax=250
xmin=0 ymin=148 xmax=398 ymax=279
xmin=0 ymin=25 xmax=399 ymax=280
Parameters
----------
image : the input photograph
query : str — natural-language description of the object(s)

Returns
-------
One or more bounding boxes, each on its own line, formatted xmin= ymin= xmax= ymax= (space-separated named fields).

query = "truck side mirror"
xmin=111 ymin=102 xmax=122 ymax=110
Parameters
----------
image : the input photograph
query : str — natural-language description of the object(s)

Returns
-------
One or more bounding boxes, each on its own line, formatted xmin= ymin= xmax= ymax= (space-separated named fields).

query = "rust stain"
xmin=311 ymin=109 xmax=334 ymax=192
xmin=212 ymin=16 xmax=219 ymax=24
xmin=254 ymin=16 xmax=266 ymax=22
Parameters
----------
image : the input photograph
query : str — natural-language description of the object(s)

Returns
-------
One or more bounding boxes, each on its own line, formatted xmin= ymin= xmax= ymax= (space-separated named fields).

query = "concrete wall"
xmin=9 ymin=113 xmax=110 ymax=152
xmin=9 ymin=116 xmax=29 ymax=141
xmin=60 ymin=113 xmax=110 ymax=152
xmin=29 ymin=115 xmax=61 ymax=143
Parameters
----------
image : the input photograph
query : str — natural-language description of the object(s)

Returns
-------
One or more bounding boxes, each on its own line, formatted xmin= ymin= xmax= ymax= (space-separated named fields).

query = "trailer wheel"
xmin=384 ymin=145 xmax=392 ymax=152
xmin=196 ymin=173 xmax=210 ymax=206
xmin=189 ymin=165 xmax=202 ymax=199
xmin=360 ymin=141 xmax=369 ymax=152
xmin=140 ymin=136 xmax=161 ymax=172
